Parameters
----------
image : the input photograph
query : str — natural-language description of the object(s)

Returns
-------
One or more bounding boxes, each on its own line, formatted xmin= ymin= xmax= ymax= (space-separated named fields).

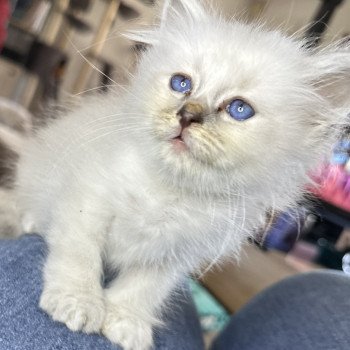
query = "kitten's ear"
xmin=123 ymin=0 xmax=209 ymax=45
xmin=308 ymin=46 xmax=350 ymax=108
xmin=160 ymin=0 xmax=209 ymax=29
xmin=123 ymin=28 xmax=158 ymax=46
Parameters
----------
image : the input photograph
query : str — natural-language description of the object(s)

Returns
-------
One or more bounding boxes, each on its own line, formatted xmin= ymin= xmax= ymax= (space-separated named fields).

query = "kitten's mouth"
xmin=170 ymin=133 xmax=189 ymax=152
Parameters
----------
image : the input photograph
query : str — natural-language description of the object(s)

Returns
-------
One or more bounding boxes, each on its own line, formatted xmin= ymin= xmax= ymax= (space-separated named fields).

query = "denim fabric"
xmin=212 ymin=270 xmax=350 ymax=350
xmin=0 ymin=234 xmax=204 ymax=350
xmin=2 ymin=235 xmax=350 ymax=350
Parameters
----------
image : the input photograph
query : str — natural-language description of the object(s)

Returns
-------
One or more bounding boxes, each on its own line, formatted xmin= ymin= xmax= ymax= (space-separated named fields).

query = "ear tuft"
xmin=308 ymin=44 xmax=350 ymax=108
xmin=122 ymin=29 xmax=159 ymax=45
xmin=123 ymin=0 xmax=210 ymax=46
xmin=160 ymin=0 xmax=209 ymax=29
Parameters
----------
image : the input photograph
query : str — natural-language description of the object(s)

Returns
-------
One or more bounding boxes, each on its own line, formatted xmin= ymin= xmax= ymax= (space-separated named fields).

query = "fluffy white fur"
xmin=15 ymin=1 xmax=350 ymax=349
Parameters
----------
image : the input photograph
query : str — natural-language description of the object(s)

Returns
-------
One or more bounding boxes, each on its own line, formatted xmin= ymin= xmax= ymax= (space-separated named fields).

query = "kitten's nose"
xmin=178 ymin=102 xmax=204 ymax=129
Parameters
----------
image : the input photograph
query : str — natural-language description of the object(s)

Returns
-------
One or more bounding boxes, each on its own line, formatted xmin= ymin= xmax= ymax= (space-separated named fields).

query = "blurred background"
xmin=1 ymin=0 xmax=350 ymax=346
xmin=1 ymin=0 xmax=350 ymax=116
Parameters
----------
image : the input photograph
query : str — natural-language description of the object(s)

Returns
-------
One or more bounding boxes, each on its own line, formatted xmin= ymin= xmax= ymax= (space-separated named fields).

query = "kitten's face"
xmin=128 ymin=4 xmax=345 ymax=193
xmin=132 ymin=20 xmax=317 ymax=188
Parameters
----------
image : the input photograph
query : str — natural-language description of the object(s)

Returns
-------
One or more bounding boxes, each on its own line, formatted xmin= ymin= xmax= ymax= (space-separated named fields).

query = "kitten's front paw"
xmin=40 ymin=286 xmax=105 ymax=333
xmin=102 ymin=309 xmax=153 ymax=350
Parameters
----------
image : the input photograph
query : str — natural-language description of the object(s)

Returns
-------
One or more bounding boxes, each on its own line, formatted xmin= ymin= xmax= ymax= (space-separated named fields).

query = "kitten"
xmin=15 ymin=1 xmax=349 ymax=349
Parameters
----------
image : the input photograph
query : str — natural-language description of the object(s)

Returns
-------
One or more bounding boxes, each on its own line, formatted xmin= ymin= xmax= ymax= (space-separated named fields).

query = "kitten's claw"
xmin=40 ymin=287 xmax=105 ymax=333
xmin=102 ymin=309 xmax=153 ymax=350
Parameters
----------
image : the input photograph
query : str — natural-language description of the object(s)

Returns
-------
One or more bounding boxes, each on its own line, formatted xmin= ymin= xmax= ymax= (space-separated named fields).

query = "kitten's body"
xmin=20 ymin=92 xmax=252 ymax=276
xmin=15 ymin=1 xmax=350 ymax=349
xmin=18 ymin=93 xmax=255 ymax=349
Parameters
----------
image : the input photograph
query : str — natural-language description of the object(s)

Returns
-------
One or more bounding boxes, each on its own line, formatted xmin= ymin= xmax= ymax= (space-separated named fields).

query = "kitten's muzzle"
xmin=178 ymin=102 xmax=204 ymax=130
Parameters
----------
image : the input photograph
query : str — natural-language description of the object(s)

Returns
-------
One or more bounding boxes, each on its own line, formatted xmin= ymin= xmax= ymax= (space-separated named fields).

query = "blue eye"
xmin=226 ymin=99 xmax=255 ymax=121
xmin=170 ymin=74 xmax=192 ymax=94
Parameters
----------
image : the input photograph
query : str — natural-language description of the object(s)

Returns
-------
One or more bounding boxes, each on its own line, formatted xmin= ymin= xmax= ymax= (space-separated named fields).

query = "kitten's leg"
xmin=102 ymin=267 xmax=180 ymax=350
xmin=40 ymin=210 xmax=109 ymax=334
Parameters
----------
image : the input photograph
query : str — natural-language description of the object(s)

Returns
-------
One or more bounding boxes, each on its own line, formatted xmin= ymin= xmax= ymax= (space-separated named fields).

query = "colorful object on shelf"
xmin=331 ymin=139 xmax=350 ymax=165
xmin=189 ymin=279 xmax=229 ymax=333
xmin=310 ymin=164 xmax=350 ymax=212
xmin=309 ymin=138 xmax=350 ymax=212
xmin=263 ymin=210 xmax=305 ymax=252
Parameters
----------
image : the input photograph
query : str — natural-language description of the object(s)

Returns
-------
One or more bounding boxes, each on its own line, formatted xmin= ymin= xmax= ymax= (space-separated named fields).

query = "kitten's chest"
xmin=106 ymin=190 xmax=247 ymax=268
xmin=113 ymin=192 xmax=211 ymax=239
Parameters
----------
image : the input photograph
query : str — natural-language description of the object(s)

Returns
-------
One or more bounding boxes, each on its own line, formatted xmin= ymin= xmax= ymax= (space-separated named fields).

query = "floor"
xmin=200 ymin=243 xmax=321 ymax=314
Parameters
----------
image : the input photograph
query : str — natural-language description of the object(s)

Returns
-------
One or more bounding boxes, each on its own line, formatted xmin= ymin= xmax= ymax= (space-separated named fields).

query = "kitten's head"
xmin=126 ymin=0 xmax=350 ymax=203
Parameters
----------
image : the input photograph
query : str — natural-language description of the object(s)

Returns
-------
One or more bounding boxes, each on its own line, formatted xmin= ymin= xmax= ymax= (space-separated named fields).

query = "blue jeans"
xmin=1 ymin=235 xmax=350 ymax=350
xmin=211 ymin=270 xmax=350 ymax=350
xmin=0 ymin=235 xmax=204 ymax=350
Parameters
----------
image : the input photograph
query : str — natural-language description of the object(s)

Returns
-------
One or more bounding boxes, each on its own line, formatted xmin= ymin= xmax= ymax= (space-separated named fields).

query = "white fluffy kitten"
xmin=16 ymin=1 xmax=349 ymax=349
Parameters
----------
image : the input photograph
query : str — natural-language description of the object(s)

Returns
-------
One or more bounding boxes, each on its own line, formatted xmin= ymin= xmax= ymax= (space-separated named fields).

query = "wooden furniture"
xmin=201 ymin=243 xmax=321 ymax=314
xmin=72 ymin=0 xmax=120 ymax=93
xmin=0 ymin=57 xmax=38 ymax=108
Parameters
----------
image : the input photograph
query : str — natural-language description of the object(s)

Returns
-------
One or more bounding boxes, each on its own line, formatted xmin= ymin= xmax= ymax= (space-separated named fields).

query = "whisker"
xmin=66 ymin=35 xmax=145 ymax=104
xmin=67 ymin=35 xmax=118 ymax=86
xmin=77 ymin=33 xmax=125 ymax=53
xmin=73 ymin=85 xmax=118 ymax=96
